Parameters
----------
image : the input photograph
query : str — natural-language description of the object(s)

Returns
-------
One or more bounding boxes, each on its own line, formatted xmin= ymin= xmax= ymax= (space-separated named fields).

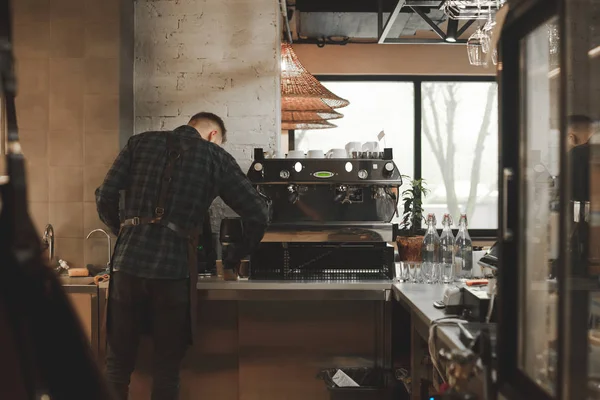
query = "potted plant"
xmin=396 ymin=176 xmax=429 ymax=262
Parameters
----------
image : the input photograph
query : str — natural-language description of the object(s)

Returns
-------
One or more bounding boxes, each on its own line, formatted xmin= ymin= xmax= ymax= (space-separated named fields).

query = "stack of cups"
xmin=362 ymin=142 xmax=381 ymax=159
xmin=345 ymin=142 xmax=362 ymax=159
xmin=307 ymin=150 xmax=324 ymax=159
xmin=287 ymin=150 xmax=306 ymax=158
xmin=327 ymin=149 xmax=348 ymax=158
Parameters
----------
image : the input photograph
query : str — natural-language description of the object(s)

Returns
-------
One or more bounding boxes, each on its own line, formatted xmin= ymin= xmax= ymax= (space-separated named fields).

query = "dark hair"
xmin=189 ymin=112 xmax=227 ymax=143
xmin=568 ymin=115 xmax=593 ymax=131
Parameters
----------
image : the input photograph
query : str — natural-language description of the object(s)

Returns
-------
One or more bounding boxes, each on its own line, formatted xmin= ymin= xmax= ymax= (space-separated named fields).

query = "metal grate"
xmin=250 ymin=243 xmax=394 ymax=281
xmin=443 ymin=0 xmax=505 ymax=20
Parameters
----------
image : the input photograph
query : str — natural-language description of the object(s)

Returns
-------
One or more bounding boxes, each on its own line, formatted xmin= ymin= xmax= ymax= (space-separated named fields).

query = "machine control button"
xmin=280 ymin=169 xmax=290 ymax=179
xmin=254 ymin=163 xmax=263 ymax=172
xmin=294 ymin=162 xmax=302 ymax=173
xmin=384 ymin=162 xmax=394 ymax=172
xmin=345 ymin=162 xmax=353 ymax=172
xmin=358 ymin=169 xmax=368 ymax=179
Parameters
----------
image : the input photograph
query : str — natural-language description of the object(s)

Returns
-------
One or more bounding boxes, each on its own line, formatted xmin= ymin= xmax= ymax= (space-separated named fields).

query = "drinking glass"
xmin=441 ymin=263 xmax=454 ymax=284
xmin=409 ymin=262 xmax=422 ymax=283
xmin=432 ymin=263 xmax=443 ymax=284
xmin=422 ymin=262 xmax=435 ymax=284
xmin=394 ymin=262 xmax=410 ymax=283
xmin=399 ymin=262 xmax=410 ymax=282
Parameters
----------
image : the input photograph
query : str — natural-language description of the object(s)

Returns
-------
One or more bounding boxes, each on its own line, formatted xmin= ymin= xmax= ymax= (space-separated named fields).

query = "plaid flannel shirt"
xmin=95 ymin=125 xmax=269 ymax=279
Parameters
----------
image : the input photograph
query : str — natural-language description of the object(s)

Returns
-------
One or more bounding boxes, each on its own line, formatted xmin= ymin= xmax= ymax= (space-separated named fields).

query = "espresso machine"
xmin=246 ymin=148 xmax=403 ymax=281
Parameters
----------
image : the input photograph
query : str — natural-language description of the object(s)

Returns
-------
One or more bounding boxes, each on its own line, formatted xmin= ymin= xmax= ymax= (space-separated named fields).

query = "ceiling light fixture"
xmin=446 ymin=19 xmax=459 ymax=42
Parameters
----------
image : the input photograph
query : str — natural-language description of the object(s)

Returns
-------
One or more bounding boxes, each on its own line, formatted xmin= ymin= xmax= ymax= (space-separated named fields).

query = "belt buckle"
xmin=132 ymin=217 xmax=141 ymax=226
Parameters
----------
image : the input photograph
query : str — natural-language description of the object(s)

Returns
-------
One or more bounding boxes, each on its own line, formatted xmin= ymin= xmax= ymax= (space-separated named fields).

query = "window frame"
xmin=311 ymin=75 xmax=498 ymax=239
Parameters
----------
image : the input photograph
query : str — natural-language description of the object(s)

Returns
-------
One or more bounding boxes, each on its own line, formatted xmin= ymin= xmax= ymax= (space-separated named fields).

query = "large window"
xmin=293 ymin=76 xmax=498 ymax=234
xmin=295 ymin=81 xmax=415 ymax=184
xmin=421 ymin=81 xmax=498 ymax=230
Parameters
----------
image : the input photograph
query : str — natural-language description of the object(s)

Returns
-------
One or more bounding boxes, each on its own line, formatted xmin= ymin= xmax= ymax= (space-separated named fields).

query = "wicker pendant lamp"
xmin=281 ymin=42 xmax=350 ymax=111
xmin=282 ymin=109 xmax=343 ymax=121
xmin=282 ymin=120 xmax=337 ymax=130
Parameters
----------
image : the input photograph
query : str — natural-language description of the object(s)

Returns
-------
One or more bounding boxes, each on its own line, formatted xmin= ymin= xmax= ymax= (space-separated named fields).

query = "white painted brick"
xmin=134 ymin=116 xmax=153 ymax=133
xmin=175 ymin=13 xmax=212 ymax=33
xmin=224 ymin=45 xmax=278 ymax=63
xmin=178 ymin=42 xmax=225 ymax=60
xmin=144 ymin=1 xmax=197 ymax=16
xmin=224 ymin=117 xmax=263 ymax=133
xmin=177 ymin=73 xmax=229 ymax=91
xmin=135 ymin=41 xmax=180 ymax=60
xmin=227 ymin=100 xmax=275 ymax=118
xmin=179 ymin=101 xmax=228 ymax=118
xmin=143 ymin=74 xmax=179 ymax=89
xmin=259 ymin=117 xmax=277 ymax=132
xmin=230 ymin=131 xmax=273 ymax=146
xmin=135 ymin=0 xmax=280 ymax=187
xmin=136 ymin=101 xmax=181 ymax=117
xmin=159 ymin=117 xmax=186 ymax=130
xmin=136 ymin=15 xmax=181 ymax=33
xmin=156 ymin=57 xmax=204 ymax=74
xmin=134 ymin=116 xmax=163 ymax=133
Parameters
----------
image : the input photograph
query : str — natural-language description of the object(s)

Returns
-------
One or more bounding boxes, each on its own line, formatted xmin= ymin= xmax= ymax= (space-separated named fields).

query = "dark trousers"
xmin=106 ymin=271 xmax=189 ymax=400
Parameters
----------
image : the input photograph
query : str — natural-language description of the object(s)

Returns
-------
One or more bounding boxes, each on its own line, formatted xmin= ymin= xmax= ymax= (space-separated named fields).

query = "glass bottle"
xmin=440 ymin=214 xmax=455 ymax=283
xmin=454 ymin=214 xmax=473 ymax=280
xmin=422 ymin=213 xmax=440 ymax=283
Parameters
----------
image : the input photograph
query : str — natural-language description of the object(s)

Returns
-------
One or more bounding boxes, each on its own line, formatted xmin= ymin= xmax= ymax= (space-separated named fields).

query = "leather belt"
xmin=121 ymin=216 xmax=192 ymax=238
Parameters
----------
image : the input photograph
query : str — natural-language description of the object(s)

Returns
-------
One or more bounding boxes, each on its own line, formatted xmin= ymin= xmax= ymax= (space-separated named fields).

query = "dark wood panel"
xmin=128 ymin=300 xmax=385 ymax=400
xmin=238 ymin=301 xmax=379 ymax=400
xmin=130 ymin=301 xmax=239 ymax=400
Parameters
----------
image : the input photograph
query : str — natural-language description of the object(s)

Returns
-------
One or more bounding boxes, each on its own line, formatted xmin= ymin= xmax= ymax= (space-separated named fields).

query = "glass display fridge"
xmin=497 ymin=0 xmax=600 ymax=398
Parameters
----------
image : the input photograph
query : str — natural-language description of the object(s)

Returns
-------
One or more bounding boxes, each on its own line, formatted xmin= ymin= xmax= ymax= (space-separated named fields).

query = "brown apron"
xmin=107 ymin=133 xmax=201 ymax=344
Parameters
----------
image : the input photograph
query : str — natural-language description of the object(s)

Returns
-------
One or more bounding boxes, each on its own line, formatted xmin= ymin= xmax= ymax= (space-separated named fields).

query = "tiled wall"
xmin=12 ymin=0 xmax=122 ymax=268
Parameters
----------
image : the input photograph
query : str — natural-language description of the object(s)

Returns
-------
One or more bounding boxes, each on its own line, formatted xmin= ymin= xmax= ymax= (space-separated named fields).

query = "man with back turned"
xmin=95 ymin=112 xmax=269 ymax=400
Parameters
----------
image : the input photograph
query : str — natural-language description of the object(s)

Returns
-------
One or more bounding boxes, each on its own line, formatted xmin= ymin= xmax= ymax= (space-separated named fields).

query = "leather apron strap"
xmin=186 ymin=230 xmax=200 ymax=344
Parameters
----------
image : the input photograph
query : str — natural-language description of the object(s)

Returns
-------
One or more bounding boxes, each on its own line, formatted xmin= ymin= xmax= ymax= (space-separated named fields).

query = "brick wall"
xmin=134 ymin=0 xmax=281 ymax=227
xmin=11 ymin=0 xmax=124 ymax=268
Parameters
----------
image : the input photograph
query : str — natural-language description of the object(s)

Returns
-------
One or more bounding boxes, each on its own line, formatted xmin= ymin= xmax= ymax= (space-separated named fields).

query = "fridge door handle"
xmin=503 ymin=168 xmax=514 ymax=241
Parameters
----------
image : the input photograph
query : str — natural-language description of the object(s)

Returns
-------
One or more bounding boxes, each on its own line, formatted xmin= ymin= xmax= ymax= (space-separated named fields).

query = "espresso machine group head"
xmin=247 ymin=148 xmax=403 ymax=281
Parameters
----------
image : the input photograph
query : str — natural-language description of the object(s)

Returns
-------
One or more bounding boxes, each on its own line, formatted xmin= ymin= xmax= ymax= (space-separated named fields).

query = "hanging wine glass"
xmin=547 ymin=23 xmax=559 ymax=55
xmin=481 ymin=5 xmax=495 ymax=54
xmin=467 ymin=26 xmax=489 ymax=66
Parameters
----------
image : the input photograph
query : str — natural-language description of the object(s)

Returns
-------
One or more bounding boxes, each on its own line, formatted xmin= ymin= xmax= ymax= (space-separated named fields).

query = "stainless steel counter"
xmin=59 ymin=276 xmax=99 ymax=293
xmin=393 ymin=283 xmax=476 ymax=399
xmin=56 ymin=276 xmax=475 ymax=399
xmin=392 ymin=283 xmax=463 ymax=350
xmin=196 ymin=277 xmax=393 ymax=301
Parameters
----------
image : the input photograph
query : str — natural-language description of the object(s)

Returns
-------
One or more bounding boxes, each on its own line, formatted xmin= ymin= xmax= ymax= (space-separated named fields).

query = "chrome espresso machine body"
xmin=246 ymin=148 xmax=402 ymax=281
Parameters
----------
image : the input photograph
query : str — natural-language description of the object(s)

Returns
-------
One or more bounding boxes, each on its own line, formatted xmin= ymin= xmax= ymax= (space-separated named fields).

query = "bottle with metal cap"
xmin=440 ymin=214 xmax=455 ymax=283
xmin=421 ymin=213 xmax=440 ymax=283
xmin=454 ymin=214 xmax=473 ymax=280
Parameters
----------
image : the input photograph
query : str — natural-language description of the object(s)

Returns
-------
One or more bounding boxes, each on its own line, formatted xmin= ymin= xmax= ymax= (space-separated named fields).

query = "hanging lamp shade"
xmin=281 ymin=42 xmax=350 ymax=110
xmin=282 ymin=109 xmax=343 ymax=121
xmin=281 ymin=120 xmax=337 ymax=130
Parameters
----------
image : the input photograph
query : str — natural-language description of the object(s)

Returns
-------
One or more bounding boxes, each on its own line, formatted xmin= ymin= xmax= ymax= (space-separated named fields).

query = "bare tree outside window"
xmin=421 ymin=82 xmax=498 ymax=228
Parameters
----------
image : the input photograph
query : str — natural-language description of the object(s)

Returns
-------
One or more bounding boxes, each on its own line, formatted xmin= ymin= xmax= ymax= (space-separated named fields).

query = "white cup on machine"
xmin=362 ymin=142 xmax=380 ymax=153
xmin=307 ymin=150 xmax=325 ymax=159
xmin=287 ymin=150 xmax=306 ymax=158
xmin=345 ymin=142 xmax=362 ymax=157
xmin=328 ymin=149 xmax=348 ymax=159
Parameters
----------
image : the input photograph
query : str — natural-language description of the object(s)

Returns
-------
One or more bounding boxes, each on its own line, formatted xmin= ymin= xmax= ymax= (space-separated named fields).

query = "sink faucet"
xmin=42 ymin=224 xmax=54 ymax=262
xmin=86 ymin=229 xmax=112 ymax=272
